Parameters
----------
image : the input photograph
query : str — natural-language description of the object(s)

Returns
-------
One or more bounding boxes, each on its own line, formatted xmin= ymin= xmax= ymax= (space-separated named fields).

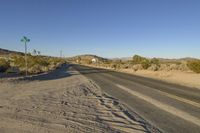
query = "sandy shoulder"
xmin=0 ymin=66 xmax=155 ymax=133
xmin=119 ymin=69 xmax=200 ymax=89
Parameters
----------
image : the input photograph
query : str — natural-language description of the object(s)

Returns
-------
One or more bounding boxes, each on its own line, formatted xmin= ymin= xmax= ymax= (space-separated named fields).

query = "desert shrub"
xmin=132 ymin=55 xmax=151 ymax=69
xmin=159 ymin=64 xmax=170 ymax=71
xmin=121 ymin=64 xmax=129 ymax=69
xmin=11 ymin=55 xmax=25 ymax=67
xmin=38 ymin=59 xmax=49 ymax=66
xmin=82 ymin=59 xmax=92 ymax=64
xmin=111 ymin=63 xmax=117 ymax=69
xmin=132 ymin=55 xmax=150 ymax=69
xmin=141 ymin=59 xmax=151 ymax=69
xmin=132 ymin=64 xmax=143 ymax=71
xmin=169 ymin=64 xmax=180 ymax=70
xmin=148 ymin=64 xmax=159 ymax=71
xmin=6 ymin=67 xmax=20 ymax=74
xmin=132 ymin=55 xmax=146 ymax=64
xmin=49 ymin=57 xmax=65 ymax=64
xmin=30 ymin=56 xmax=49 ymax=67
xmin=151 ymin=58 xmax=160 ymax=65
xmin=0 ymin=58 xmax=10 ymax=72
xmin=187 ymin=60 xmax=200 ymax=73
xmin=10 ymin=54 xmax=66 ymax=74
xmin=178 ymin=62 xmax=190 ymax=71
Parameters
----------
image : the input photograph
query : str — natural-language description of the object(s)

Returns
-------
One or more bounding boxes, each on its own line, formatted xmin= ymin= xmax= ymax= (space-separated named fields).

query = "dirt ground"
xmin=119 ymin=69 xmax=200 ymax=89
xmin=0 ymin=66 xmax=153 ymax=133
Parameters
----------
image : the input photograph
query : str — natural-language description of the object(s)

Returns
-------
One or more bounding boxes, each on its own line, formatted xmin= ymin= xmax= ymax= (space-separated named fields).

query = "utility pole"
xmin=21 ymin=36 xmax=30 ymax=77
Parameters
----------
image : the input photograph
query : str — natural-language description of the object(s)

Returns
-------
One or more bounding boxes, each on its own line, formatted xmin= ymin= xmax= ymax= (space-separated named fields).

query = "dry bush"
xmin=81 ymin=59 xmax=92 ymax=64
xmin=132 ymin=55 xmax=151 ymax=69
xmin=111 ymin=64 xmax=117 ymax=69
xmin=141 ymin=59 xmax=151 ymax=69
xmin=148 ymin=64 xmax=159 ymax=71
xmin=132 ymin=64 xmax=143 ymax=71
xmin=159 ymin=64 xmax=170 ymax=71
xmin=150 ymin=58 xmax=160 ymax=65
xmin=11 ymin=55 xmax=25 ymax=67
xmin=187 ymin=60 xmax=200 ymax=73
xmin=178 ymin=62 xmax=190 ymax=71
xmin=157 ymin=62 xmax=190 ymax=72
xmin=132 ymin=55 xmax=146 ymax=64
xmin=0 ymin=58 xmax=10 ymax=72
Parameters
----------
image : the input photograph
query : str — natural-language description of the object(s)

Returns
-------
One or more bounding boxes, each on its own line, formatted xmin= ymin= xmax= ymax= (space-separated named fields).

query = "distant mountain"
xmin=112 ymin=56 xmax=199 ymax=62
xmin=0 ymin=48 xmax=24 ymax=56
xmin=157 ymin=57 xmax=199 ymax=63
xmin=112 ymin=57 xmax=132 ymax=61
xmin=179 ymin=57 xmax=199 ymax=61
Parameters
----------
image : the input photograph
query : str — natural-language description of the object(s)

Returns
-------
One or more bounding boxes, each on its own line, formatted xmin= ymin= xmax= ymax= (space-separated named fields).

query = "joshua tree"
xmin=37 ymin=51 xmax=41 ymax=55
xmin=21 ymin=36 xmax=30 ymax=76
xmin=33 ymin=49 xmax=37 ymax=55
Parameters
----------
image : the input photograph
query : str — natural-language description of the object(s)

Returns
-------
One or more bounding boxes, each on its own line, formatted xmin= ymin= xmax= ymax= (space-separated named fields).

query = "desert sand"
xmin=0 ymin=66 xmax=154 ymax=133
xmin=119 ymin=69 xmax=200 ymax=89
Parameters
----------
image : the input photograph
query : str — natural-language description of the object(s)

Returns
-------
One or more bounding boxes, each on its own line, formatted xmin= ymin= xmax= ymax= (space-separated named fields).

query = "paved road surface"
xmin=73 ymin=64 xmax=200 ymax=133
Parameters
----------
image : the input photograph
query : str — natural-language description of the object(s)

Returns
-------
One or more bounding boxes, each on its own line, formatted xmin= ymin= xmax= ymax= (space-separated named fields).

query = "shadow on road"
xmin=0 ymin=64 xmax=110 ymax=81
xmin=24 ymin=64 xmax=113 ymax=81
xmin=0 ymin=73 xmax=23 ymax=79
xmin=73 ymin=64 xmax=112 ymax=75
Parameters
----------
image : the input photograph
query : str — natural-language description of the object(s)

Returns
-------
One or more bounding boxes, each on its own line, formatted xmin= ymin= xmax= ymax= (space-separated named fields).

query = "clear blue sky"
xmin=0 ymin=0 xmax=200 ymax=58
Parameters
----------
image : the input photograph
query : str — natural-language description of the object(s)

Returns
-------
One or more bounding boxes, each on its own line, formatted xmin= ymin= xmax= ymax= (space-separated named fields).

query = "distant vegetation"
xmin=11 ymin=54 xmax=65 ymax=74
xmin=70 ymin=54 xmax=200 ymax=74
xmin=2 ymin=47 xmax=199 ymax=75
xmin=0 ymin=49 xmax=66 ymax=75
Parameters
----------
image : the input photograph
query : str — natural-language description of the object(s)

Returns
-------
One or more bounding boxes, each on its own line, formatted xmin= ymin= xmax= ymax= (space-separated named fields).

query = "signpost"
xmin=21 ymin=36 xmax=30 ymax=77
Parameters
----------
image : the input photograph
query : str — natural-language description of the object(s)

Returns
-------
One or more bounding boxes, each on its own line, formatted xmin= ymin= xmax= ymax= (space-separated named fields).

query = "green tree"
xmin=33 ymin=49 xmax=37 ymax=55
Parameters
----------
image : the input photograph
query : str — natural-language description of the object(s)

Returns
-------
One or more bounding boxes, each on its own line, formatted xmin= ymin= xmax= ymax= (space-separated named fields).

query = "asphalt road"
xmin=73 ymin=64 xmax=200 ymax=133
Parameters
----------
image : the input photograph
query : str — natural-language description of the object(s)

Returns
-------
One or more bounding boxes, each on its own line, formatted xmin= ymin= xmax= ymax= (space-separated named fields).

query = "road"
xmin=73 ymin=64 xmax=200 ymax=133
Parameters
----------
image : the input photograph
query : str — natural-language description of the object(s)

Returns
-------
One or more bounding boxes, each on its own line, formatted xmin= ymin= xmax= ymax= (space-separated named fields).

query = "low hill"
xmin=0 ymin=48 xmax=56 ymax=58
xmin=69 ymin=54 xmax=109 ymax=63
xmin=0 ymin=48 xmax=24 ymax=56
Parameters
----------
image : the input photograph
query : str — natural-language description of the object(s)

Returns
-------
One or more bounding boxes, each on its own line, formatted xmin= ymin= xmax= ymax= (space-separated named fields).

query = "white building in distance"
xmin=91 ymin=58 xmax=98 ymax=63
